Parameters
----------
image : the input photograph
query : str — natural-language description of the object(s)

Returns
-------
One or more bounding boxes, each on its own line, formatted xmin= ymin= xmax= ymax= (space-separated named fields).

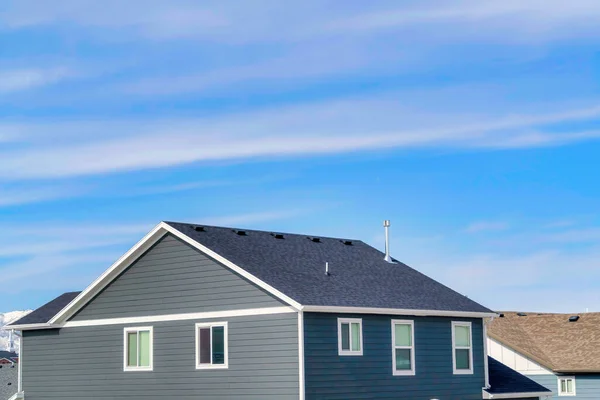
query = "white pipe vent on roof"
xmin=384 ymin=220 xmax=393 ymax=263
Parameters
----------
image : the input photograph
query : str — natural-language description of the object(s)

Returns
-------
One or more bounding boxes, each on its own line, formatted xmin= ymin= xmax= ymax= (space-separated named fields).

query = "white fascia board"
xmin=4 ymin=323 xmax=59 ymax=331
xmin=483 ymin=390 xmax=552 ymax=399
xmin=303 ymin=305 xmax=497 ymax=319
xmin=49 ymin=222 xmax=302 ymax=325
xmin=63 ymin=306 xmax=296 ymax=328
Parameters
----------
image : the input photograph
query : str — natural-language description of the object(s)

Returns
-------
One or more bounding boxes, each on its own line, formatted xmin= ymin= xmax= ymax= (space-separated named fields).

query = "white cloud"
xmin=0 ymin=67 xmax=72 ymax=93
xmin=464 ymin=221 xmax=510 ymax=233
xmin=2 ymin=98 xmax=600 ymax=179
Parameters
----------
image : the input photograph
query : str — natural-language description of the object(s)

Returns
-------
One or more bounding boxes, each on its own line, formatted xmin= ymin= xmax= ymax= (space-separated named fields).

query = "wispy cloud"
xmin=2 ymin=98 xmax=600 ymax=179
xmin=0 ymin=67 xmax=72 ymax=93
xmin=464 ymin=221 xmax=510 ymax=233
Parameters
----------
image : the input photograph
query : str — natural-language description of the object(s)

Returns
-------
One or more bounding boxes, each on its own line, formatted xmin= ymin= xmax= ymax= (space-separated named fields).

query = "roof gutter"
xmin=302 ymin=305 xmax=498 ymax=318
xmin=3 ymin=323 xmax=60 ymax=331
xmin=483 ymin=390 xmax=553 ymax=399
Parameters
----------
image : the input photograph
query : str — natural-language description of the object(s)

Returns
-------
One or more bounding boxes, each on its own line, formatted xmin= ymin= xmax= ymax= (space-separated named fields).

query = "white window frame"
xmin=452 ymin=321 xmax=473 ymax=375
xmin=123 ymin=326 xmax=153 ymax=372
xmin=558 ymin=376 xmax=576 ymax=396
xmin=195 ymin=321 xmax=229 ymax=370
xmin=391 ymin=319 xmax=415 ymax=376
xmin=337 ymin=318 xmax=363 ymax=356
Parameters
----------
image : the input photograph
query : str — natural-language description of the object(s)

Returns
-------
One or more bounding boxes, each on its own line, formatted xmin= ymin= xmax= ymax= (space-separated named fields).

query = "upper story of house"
xmin=488 ymin=311 xmax=600 ymax=398
xmin=8 ymin=221 xmax=531 ymax=400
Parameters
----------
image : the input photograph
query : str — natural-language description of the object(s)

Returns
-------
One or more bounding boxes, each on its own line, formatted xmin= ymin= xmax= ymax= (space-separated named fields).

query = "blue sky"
xmin=2 ymin=0 xmax=600 ymax=313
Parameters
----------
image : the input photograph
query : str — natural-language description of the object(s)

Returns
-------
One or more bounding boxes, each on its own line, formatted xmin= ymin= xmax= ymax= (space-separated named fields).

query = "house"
xmin=7 ymin=221 xmax=551 ymax=399
xmin=488 ymin=311 xmax=600 ymax=399
xmin=0 ymin=351 xmax=17 ymax=365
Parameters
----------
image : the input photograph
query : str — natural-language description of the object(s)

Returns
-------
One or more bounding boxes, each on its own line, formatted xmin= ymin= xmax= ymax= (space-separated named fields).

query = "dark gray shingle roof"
xmin=487 ymin=356 xmax=552 ymax=395
xmin=166 ymin=222 xmax=492 ymax=313
xmin=9 ymin=292 xmax=81 ymax=326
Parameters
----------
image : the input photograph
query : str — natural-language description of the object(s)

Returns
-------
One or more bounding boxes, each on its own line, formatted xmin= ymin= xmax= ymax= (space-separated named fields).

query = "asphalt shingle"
xmin=486 ymin=356 xmax=552 ymax=395
xmin=10 ymin=292 xmax=81 ymax=326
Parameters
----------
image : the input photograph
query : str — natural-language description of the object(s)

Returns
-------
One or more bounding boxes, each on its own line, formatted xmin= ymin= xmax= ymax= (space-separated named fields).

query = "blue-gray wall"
xmin=304 ymin=313 xmax=486 ymax=400
xmin=525 ymin=374 xmax=600 ymax=399
xmin=23 ymin=313 xmax=299 ymax=400
xmin=71 ymin=234 xmax=285 ymax=321
xmin=23 ymin=233 xmax=299 ymax=399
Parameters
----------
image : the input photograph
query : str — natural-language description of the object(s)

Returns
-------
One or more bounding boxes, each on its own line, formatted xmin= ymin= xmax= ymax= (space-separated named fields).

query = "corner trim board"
xmin=298 ymin=311 xmax=305 ymax=400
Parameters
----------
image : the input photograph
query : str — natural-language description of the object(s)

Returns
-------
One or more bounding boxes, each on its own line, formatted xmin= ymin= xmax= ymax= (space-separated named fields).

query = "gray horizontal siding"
xmin=23 ymin=313 xmax=299 ymax=399
xmin=71 ymin=234 xmax=284 ymax=321
xmin=304 ymin=313 xmax=485 ymax=400
xmin=525 ymin=373 xmax=600 ymax=399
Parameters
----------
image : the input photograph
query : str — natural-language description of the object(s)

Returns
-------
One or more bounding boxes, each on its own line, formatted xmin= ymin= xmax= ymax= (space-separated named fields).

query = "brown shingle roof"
xmin=488 ymin=311 xmax=600 ymax=373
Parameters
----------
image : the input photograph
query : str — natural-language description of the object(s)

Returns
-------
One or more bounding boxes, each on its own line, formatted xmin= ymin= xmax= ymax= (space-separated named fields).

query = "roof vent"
xmin=569 ymin=316 xmax=580 ymax=322
xmin=499 ymin=313 xmax=505 ymax=318
xmin=341 ymin=240 xmax=353 ymax=246
xmin=233 ymin=229 xmax=247 ymax=236
xmin=271 ymin=233 xmax=285 ymax=240
xmin=517 ymin=312 xmax=527 ymax=317
xmin=383 ymin=220 xmax=393 ymax=263
xmin=193 ymin=226 xmax=206 ymax=232
xmin=308 ymin=236 xmax=321 ymax=243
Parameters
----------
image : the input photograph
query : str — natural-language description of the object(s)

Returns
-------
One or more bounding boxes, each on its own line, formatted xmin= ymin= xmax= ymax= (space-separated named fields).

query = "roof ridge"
xmin=163 ymin=220 xmax=364 ymax=242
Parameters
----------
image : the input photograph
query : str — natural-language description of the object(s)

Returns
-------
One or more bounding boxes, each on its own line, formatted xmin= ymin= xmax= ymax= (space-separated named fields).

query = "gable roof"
xmin=489 ymin=311 xmax=600 ymax=373
xmin=10 ymin=292 xmax=81 ymax=327
xmin=7 ymin=221 xmax=494 ymax=329
xmin=485 ymin=356 xmax=551 ymax=398
xmin=165 ymin=222 xmax=493 ymax=313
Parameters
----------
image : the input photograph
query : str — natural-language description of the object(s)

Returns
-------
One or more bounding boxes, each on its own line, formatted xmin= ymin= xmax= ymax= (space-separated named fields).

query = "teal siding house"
xmin=489 ymin=312 xmax=600 ymax=399
xmin=7 ymin=221 xmax=551 ymax=399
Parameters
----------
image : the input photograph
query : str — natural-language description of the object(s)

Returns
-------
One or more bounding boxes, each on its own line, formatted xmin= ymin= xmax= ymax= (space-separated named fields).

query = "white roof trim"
xmin=8 ymin=392 xmax=25 ymax=400
xmin=303 ymin=305 xmax=497 ymax=318
xmin=3 ymin=323 xmax=59 ymax=331
xmin=49 ymin=222 xmax=302 ymax=325
xmin=483 ymin=390 xmax=552 ymax=399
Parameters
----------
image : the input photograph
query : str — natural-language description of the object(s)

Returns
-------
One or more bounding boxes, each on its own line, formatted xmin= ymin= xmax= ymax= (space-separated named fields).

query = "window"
xmin=338 ymin=318 xmax=363 ymax=356
xmin=124 ymin=327 xmax=153 ymax=371
xmin=558 ymin=376 xmax=576 ymax=396
xmin=392 ymin=320 xmax=415 ymax=376
xmin=452 ymin=321 xmax=473 ymax=374
xmin=196 ymin=322 xmax=228 ymax=369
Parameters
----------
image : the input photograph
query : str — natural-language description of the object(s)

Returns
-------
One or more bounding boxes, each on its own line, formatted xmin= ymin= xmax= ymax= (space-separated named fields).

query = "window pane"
xmin=395 ymin=348 xmax=412 ymax=370
xmin=127 ymin=332 xmax=138 ymax=367
xmin=351 ymin=323 xmax=361 ymax=352
xmin=456 ymin=349 xmax=470 ymax=370
xmin=138 ymin=331 xmax=150 ymax=367
xmin=395 ymin=324 xmax=412 ymax=347
xmin=199 ymin=328 xmax=211 ymax=364
xmin=341 ymin=323 xmax=350 ymax=351
xmin=455 ymin=325 xmax=470 ymax=347
xmin=212 ymin=326 xmax=225 ymax=365
xmin=566 ymin=379 xmax=573 ymax=393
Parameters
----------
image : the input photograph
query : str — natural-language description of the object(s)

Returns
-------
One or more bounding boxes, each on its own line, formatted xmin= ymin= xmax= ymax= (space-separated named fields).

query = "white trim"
xmin=483 ymin=390 xmax=552 ymax=399
xmin=303 ymin=305 xmax=497 ymax=319
xmin=4 ymin=323 xmax=59 ymax=331
xmin=337 ymin=318 xmax=363 ymax=356
xmin=557 ymin=376 xmax=576 ymax=396
xmin=391 ymin=319 xmax=415 ymax=376
xmin=195 ymin=321 xmax=228 ymax=370
xmin=64 ymin=306 xmax=295 ymax=328
xmin=452 ymin=321 xmax=474 ymax=375
xmin=123 ymin=326 xmax=154 ymax=372
xmin=17 ymin=332 xmax=22 ymax=393
xmin=49 ymin=222 xmax=302 ymax=325
xmin=298 ymin=311 xmax=305 ymax=400
xmin=483 ymin=318 xmax=491 ymax=388
xmin=8 ymin=393 xmax=24 ymax=400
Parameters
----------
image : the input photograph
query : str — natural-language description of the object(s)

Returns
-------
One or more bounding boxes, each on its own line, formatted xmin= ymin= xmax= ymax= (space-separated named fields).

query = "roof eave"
xmin=303 ymin=305 xmax=497 ymax=318
xmin=4 ymin=323 xmax=59 ymax=331
xmin=483 ymin=390 xmax=553 ymax=399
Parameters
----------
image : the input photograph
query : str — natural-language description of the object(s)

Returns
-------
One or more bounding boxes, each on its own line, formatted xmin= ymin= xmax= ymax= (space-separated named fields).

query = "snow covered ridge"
xmin=0 ymin=311 xmax=32 ymax=353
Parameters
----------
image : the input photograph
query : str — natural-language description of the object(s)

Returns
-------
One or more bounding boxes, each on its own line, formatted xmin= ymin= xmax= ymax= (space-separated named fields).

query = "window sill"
xmin=393 ymin=370 xmax=416 ymax=376
xmin=124 ymin=367 xmax=153 ymax=372
xmin=453 ymin=369 xmax=474 ymax=375
xmin=196 ymin=364 xmax=229 ymax=370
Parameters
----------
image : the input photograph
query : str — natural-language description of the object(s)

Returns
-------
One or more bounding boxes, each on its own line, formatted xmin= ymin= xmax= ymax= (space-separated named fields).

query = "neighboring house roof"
xmin=10 ymin=292 xmax=81 ymax=326
xmin=8 ymin=222 xmax=494 ymax=329
xmin=485 ymin=356 xmax=552 ymax=397
xmin=489 ymin=311 xmax=600 ymax=373
xmin=0 ymin=362 xmax=17 ymax=400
